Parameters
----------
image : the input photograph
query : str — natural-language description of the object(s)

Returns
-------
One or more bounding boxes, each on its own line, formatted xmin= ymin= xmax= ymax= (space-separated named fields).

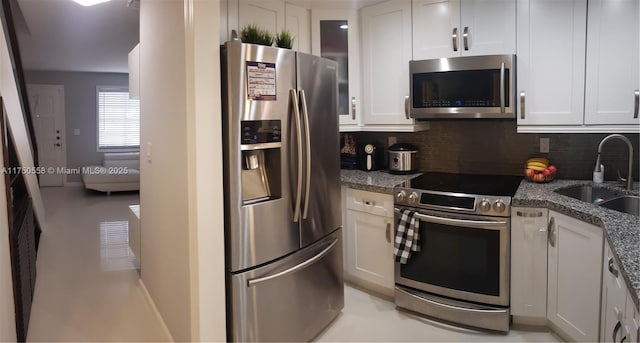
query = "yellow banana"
xmin=527 ymin=158 xmax=549 ymax=166
xmin=527 ymin=164 xmax=546 ymax=172
xmin=527 ymin=161 xmax=548 ymax=168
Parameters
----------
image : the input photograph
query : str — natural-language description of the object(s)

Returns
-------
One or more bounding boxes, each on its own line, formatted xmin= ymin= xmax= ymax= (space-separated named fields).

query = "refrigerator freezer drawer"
xmin=228 ymin=229 xmax=344 ymax=342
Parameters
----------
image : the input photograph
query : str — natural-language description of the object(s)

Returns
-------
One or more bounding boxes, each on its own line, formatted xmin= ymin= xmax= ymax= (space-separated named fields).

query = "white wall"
xmin=140 ymin=0 xmax=225 ymax=341
xmin=183 ymin=0 xmax=226 ymax=341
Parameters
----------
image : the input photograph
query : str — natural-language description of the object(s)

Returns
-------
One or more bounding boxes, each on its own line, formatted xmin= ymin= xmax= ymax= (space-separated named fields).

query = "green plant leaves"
xmin=240 ymin=24 xmax=274 ymax=46
xmin=240 ymin=25 xmax=294 ymax=49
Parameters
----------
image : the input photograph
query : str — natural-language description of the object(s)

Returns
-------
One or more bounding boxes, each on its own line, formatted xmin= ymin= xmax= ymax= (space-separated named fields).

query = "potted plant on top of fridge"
xmin=240 ymin=24 xmax=274 ymax=46
xmin=275 ymin=29 xmax=294 ymax=49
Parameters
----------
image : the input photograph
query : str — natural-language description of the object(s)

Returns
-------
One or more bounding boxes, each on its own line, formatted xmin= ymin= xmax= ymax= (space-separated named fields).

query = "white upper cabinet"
xmin=223 ymin=0 xmax=311 ymax=51
xmin=412 ymin=0 xmax=515 ymax=60
xmin=238 ymin=0 xmax=286 ymax=35
xmin=361 ymin=0 xmax=414 ymax=126
xmin=458 ymin=0 xmax=516 ymax=56
xmin=312 ymin=9 xmax=361 ymax=127
xmin=285 ymin=3 xmax=311 ymax=53
xmin=516 ymin=0 xmax=587 ymax=127
xmin=412 ymin=0 xmax=461 ymax=59
xmin=584 ymin=0 xmax=640 ymax=126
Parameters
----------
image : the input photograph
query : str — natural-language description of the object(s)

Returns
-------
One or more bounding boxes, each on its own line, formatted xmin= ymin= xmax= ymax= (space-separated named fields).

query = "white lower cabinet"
xmin=601 ymin=241 xmax=640 ymax=343
xmin=343 ymin=188 xmax=395 ymax=297
xmin=626 ymin=295 xmax=640 ymax=343
xmin=547 ymin=210 xmax=603 ymax=342
xmin=510 ymin=207 xmax=548 ymax=323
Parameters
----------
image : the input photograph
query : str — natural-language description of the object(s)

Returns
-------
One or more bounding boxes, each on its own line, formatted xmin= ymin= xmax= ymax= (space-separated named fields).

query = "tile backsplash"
xmin=344 ymin=121 xmax=639 ymax=181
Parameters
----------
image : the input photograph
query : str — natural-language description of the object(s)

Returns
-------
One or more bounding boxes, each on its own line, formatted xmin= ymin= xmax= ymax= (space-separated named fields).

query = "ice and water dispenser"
xmin=240 ymin=120 xmax=281 ymax=204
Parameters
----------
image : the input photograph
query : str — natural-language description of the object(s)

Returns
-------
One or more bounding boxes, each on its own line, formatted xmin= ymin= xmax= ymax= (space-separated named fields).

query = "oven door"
xmin=394 ymin=206 xmax=509 ymax=307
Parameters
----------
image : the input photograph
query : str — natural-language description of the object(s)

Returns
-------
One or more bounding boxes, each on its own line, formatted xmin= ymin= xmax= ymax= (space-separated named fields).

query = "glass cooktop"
xmin=401 ymin=172 xmax=523 ymax=197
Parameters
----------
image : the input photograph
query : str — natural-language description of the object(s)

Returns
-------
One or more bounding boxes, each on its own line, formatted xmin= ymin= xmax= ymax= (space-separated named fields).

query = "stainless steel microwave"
xmin=409 ymin=55 xmax=515 ymax=119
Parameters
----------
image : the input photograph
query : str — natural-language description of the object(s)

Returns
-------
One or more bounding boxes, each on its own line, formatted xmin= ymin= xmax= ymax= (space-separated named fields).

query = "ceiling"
xmin=9 ymin=0 xmax=381 ymax=73
xmin=12 ymin=0 xmax=139 ymax=73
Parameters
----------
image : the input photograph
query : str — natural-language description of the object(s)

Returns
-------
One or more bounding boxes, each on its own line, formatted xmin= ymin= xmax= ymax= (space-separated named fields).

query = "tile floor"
xmin=27 ymin=187 xmax=168 ymax=342
xmin=28 ymin=186 xmax=561 ymax=342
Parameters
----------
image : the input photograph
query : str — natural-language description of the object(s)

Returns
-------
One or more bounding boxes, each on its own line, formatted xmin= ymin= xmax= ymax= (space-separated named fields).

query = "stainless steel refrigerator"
xmin=221 ymin=41 xmax=343 ymax=342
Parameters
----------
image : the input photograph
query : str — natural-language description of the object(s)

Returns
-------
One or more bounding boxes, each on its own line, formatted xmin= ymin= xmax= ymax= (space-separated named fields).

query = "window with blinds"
xmin=97 ymin=87 xmax=140 ymax=151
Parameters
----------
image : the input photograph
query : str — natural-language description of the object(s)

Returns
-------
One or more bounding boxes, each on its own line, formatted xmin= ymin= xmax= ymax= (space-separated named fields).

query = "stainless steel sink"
xmin=554 ymin=185 xmax=623 ymax=204
xmin=598 ymin=196 xmax=640 ymax=216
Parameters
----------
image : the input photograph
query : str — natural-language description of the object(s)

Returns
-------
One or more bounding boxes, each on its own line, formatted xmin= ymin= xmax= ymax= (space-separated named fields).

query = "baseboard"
xmin=64 ymin=181 xmax=83 ymax=187
xmin=138 ymin=278 xmax=175 ymax=342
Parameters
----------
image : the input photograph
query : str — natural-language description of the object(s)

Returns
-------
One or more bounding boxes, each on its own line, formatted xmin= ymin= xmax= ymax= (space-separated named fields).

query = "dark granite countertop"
xmin=340 ymin=169 xmax=421 ymax=194
xmin=514 ymin=180 xmax=640 ymax=309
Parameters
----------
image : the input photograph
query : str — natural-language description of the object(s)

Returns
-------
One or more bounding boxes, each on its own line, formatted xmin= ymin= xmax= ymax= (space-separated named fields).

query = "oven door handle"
xmin=394 ymin=208 xmax=507 ymax=228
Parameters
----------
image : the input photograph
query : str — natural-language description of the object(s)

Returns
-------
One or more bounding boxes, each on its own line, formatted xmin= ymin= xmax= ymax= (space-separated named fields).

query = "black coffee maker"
xmin=356 ymin=142 xmax=381 ymax=171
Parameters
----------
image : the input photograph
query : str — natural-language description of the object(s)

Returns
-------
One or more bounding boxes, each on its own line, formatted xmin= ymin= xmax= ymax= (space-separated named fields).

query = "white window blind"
xmin=97 ymin=88 xmax=140 ymax=150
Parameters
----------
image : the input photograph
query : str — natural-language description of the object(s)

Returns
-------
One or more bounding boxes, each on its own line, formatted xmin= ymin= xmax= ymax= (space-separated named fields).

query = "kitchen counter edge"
xmin=340 ymin=169 xmax=421 ymax=195
xmin=513 ymin=179 xmax=640 ymax=310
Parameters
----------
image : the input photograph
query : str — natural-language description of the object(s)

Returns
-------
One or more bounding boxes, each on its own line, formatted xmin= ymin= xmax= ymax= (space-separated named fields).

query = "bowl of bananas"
xmin=525 ymin=157 xmax=557 ymax=183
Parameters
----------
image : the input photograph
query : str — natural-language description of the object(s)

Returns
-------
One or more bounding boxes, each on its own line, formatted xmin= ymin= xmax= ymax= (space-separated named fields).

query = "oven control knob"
xmin=396 ymin=191 xmax=407 ymax=202
xmin=479 ymin=199 xmax=492 ymax=212
xmin=408 ymin=192 xmax=419 ymax=204
xmin=493 ymin=200 xmax=506 ymax=213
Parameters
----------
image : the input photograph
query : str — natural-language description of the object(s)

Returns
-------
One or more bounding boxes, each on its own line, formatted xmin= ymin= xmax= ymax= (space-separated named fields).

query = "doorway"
xmin=26 ymin=84 xmax=66 ymax=187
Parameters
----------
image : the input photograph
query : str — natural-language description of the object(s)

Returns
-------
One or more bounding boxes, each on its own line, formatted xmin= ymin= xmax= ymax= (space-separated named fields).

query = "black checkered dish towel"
xmin=394 ymin=209 xmax=420 ymax=264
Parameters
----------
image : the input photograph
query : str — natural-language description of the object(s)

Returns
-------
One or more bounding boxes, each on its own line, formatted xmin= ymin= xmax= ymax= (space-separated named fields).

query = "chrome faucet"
xmin=594 ymin=134 xmax=634 ymax=190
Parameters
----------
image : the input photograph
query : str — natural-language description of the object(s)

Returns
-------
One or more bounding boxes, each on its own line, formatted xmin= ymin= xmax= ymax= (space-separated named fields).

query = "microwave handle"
xmin=463 ymin=27 xmax=469 ymax=51
xmin=452 ymin=27 xmax=458 ymax=52
xmin=520 ymin=91 xmax=526 ymax=119
xmin=499 ymin=62 xmax=505 ymax=113
xmin=404 ymin=95 xmax=410 ymax=120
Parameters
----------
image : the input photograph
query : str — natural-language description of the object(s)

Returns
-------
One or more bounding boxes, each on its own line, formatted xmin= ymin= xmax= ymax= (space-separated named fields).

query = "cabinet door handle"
xmin=547 ymin=217 xmax=555 ymax=247
xmin=516 ymin=211 xmax=543 ymax=217
xmin=452 ymin=27 xmax=458 ymax=52
xmin=614 ymin=321 xmax=622 ymax=342
xmin=520 ymin=91 xmax=526 ymax=119
xmin=351 ymin=97 xmax=356 ymax=120
xmin=608 ymin=257 xmax=619 ymax=277
xmin=634 ymin=89 xmax=639 ymax=119
xmin=463 ymin=26 xmax=469 ymax=51
xmin=405 ymin=95 xmax=410 ymax=120
xmin=385 ymin=222 xmax=391 ymax=243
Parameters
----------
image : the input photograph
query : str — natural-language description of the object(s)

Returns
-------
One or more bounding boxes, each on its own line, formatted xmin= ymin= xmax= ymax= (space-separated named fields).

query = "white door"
xmin=238 ymin=0 xmax=285 ymax=37
xmin=27 ymin=84 xmax=65 ymax=187
xmin=459 ymin=0 xmax=515 ymax=56
xmin=361 ymin=0 xmax=414 ymax=125
xmin=517 ymin=0 xmax=587 ymax=126
xmin=311 ymin=9 xmax=360 ymax=126
xmin=510 ymin=207 xmax=548 ymax=319
xmin=547 ymin=210 xmax=603 ymax=342
xmin=584 ymin=0 xmax=640 ymax=125
xmin=285 ymin=3 xmax=310 ymax=53
xmin=412 ymin=0 xmax=461 ymax=60
xmin=345 ymin=209 xmax=394 ymax=295
xmin=601 ymin=243 xmax=628 ymax=342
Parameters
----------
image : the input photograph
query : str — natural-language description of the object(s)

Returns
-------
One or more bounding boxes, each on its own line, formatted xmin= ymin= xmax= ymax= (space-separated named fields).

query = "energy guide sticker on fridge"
xmin=246 ymin=61 xmax=277 ymax=100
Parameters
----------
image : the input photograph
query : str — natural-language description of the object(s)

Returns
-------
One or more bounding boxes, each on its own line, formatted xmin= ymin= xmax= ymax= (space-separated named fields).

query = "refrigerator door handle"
xmin=247 ymin=238 xmax=338 ymax=287
xmin=290 ymin=89 xmax=303 ymax=222
xmin=299 ymin=89 xmax=312 ymax=219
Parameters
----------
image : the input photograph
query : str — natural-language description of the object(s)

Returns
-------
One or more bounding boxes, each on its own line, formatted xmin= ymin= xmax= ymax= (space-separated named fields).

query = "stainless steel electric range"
xmin=393 ymin=172 xmax=523 ymax=332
